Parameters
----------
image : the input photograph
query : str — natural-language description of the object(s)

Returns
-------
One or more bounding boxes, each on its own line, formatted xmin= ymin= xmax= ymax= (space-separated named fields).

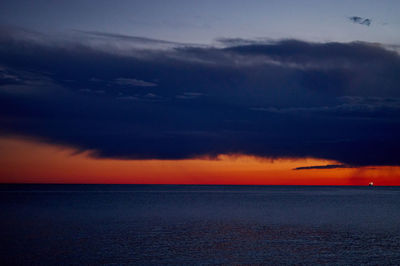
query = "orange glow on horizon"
xmin=0 ymin=136 xmax=399 ymax=185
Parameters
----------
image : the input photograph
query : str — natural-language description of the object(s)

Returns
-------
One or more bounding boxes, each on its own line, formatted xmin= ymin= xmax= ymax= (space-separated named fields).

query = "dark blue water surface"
xmin=1 ymin=185 xmax=400 ymax=265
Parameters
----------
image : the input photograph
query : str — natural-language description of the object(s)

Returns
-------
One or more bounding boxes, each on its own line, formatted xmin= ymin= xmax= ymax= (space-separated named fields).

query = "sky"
xmin=0 ymin=0 xmax=400 ymax=185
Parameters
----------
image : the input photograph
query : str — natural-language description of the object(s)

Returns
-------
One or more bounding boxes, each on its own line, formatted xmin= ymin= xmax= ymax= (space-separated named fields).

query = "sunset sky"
xmin=1 ymin=0 xmax=400 ymax=185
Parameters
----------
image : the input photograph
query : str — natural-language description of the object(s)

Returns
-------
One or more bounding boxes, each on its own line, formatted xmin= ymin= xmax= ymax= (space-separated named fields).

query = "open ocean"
xmin=1 ymin=184 xmax=400 ymax=265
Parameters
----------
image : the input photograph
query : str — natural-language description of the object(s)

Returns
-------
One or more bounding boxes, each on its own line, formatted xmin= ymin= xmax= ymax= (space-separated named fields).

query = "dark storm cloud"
xmin=348 ymin=16 xmax=372 ymax=26
xmin=1 ymin=27 xmax=400 ymax=166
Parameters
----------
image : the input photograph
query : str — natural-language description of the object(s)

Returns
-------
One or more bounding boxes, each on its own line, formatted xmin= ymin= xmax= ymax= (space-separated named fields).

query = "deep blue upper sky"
xmin=0 ymin=0 xmax=399 ymax=44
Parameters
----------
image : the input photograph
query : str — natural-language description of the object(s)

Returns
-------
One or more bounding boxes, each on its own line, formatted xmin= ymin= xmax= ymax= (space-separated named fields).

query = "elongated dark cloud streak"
xmin=293 ymin=164 xmax=348 ymax=170
xmin=1 ymin=27 xmax=400 ymax=166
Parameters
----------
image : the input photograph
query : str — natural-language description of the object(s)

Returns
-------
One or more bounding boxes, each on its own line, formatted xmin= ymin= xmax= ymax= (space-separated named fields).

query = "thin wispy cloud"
xmin=348 ymin=16 xmax=372 ymax=26
xmin=113 ymin=78 xmax=157 ymax=87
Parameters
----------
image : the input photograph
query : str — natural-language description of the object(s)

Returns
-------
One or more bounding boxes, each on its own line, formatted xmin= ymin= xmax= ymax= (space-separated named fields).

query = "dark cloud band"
xmin=1 ymin=27 xmax=400 ymax=166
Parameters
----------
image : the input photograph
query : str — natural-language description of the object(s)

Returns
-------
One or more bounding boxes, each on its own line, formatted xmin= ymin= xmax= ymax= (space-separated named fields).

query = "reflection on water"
xmin=1 ymin=185 xmax=400 ymax=264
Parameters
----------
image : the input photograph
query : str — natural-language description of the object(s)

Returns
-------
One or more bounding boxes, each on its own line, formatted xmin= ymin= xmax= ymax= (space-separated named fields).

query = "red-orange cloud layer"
xmin=0 ymin=137 xmax=399 ymax=185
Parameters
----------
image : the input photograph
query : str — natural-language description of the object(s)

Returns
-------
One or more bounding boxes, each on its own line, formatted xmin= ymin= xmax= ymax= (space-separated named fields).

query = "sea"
xmin=1 ymin=184 xmax=400 ymax=265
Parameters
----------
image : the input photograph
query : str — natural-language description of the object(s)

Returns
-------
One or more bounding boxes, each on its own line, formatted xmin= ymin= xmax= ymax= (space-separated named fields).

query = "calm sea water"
xmin=1 ymin=185 xmax=400 ymax=265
